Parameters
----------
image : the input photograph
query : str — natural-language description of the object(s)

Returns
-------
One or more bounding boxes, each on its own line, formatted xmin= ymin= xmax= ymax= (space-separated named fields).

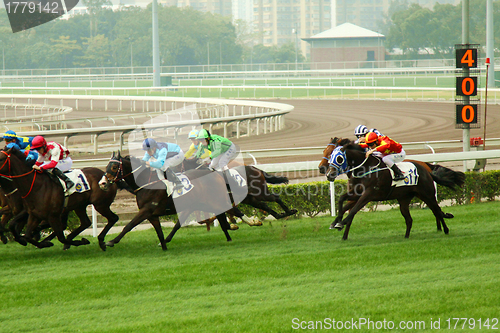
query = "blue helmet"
xmin=3 ymin=130 xmax=17 ymax=140
xmin=142 ymin=138 xmax=157 ymax=150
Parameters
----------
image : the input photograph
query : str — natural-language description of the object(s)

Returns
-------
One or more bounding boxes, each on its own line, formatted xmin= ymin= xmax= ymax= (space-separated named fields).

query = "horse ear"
xmin=111 ymin=151 xmax=115 ymax=159
xmin=117 ymin=150 xmax=122 ymax=158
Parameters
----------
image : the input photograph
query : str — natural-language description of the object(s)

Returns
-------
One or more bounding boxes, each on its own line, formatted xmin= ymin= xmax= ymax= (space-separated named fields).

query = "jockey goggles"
xmin=328 ymin=147 xmax=349 ymax=174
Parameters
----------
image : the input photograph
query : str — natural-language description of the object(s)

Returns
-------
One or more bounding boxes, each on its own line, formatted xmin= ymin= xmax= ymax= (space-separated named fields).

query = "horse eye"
xmin=336 ymin=156 xmax=344 ymax=165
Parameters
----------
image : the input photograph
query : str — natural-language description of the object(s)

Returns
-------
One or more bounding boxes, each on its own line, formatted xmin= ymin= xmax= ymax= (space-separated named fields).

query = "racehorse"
xmin=100 ymin=151 xmax=235 ymax=250
xmin=318 ymin=137 xmax=450 ymax=232
xmin=324 ymin=141 xmax=465 ymax=240
xmin=0 ymin=147 xmax=120 ymax=250
xmin=181 ymin=158 xmax=298 ymax=224
xmin=0 ymin=173 xmax=29 ymax=245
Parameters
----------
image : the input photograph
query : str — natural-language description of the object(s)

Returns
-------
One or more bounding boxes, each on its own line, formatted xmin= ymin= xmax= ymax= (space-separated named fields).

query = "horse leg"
xmin=165 ymin=211 xmax=191 ymax=243
xmin=273 ymin=197 xmax=298 ymax=217
xmin=417 ymin=193 xmax=449 ymax=234
xmin=397 ymin=197 xmax=413 ymax=238
xmin=148 ymin=217 xmax=167 ymax=251
xmin=330 ymin=198 xmax=357 ymax=229
xmin=336 ymin=192 xmax=374 ymax=240
xmin=165 ymin=221 xmax=181 ymax=243
xmin=23 ymin=215 xmax=54 ymax=248
xmin=7 ymin=210 xmax=29 ymax=246
xmin=62 ymin=207 xmax=92 ymax=250
xmin=106 ymin=208 xmax=151 ymax=248
xmin=216 ymin=213 xmax=232 ymax=242
xmin=93 ymin=205 xmax=120 ymax=251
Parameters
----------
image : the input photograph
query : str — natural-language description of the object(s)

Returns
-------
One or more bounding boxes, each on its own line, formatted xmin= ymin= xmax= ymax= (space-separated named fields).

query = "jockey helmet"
xmin=369 ymin=128 xmax=382 ymax=136
xmin=365 ymin=132 xmax=379 ymax=144
xmin=354 ymin=125 xmax=368 ymax=137
xmin=3 ymin=130 xmax=17 ymax=140
xmin=31 ymin=136 xmax=47 ymax=150
xmin=196 ymin=129 xmax=210 ymax=140
xmin=142 ymin=138 xmax=157 ymax=150
xmin=188 ymin=130 xmax=199 ymax=139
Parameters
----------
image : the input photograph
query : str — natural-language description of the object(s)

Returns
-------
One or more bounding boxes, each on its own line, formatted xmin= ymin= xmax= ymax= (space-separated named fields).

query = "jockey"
xmin=184 ymin=130 xmax=211 ymax=165
xmin=141 ymin=138 xmax=184 ymax=190
xmin=353 ymin=125 xmax=368 ymax=144
xmin=362 ymin=131 xmax=406 ymax=181
xmin=3 ymin=130 xmax=33 ymax=150
xmin=30 ymin=136 xmax=75 ymax=189
xmin=196 ymin=129 xmax=238 ymax=171
xmin=3 ymin=130 xmax=38 ymax=161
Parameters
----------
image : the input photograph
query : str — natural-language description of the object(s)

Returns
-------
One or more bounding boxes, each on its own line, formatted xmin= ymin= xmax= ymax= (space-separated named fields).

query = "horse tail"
xmin=262 ymin=171 xmax=289 ymax=184
xmin=430 ymin=166 xmax=465 ymax=190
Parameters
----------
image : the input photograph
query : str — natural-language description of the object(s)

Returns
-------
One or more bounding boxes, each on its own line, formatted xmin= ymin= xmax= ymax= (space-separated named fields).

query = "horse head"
xmin=325 ymin=142 xmax=370 ymax=182
xmin=319 ymin=137 xmax=353 ymax=174
xmin=100 ymin=151 xmax=123 ymax=190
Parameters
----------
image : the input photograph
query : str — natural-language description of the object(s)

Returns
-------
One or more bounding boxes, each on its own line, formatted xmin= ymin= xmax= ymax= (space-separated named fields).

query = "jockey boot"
xmin=390 ymin=164 xmax=406 ymax=181
xmin=164 ymin=168 xmax=184 ymax=191
xmin=52 ymin=168 xmax=75 ymax=190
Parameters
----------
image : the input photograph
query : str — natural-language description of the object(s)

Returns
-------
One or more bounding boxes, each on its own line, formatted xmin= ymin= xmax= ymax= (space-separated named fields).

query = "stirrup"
xmin=65 ymin=180 xmax=75 ymax=189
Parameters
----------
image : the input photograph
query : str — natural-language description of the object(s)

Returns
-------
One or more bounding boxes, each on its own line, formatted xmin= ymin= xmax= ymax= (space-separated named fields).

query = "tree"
xmin=75 ymin=34 xmax=111 ymax=67
xmin=50 ymin=36 xmax=81 ymax=68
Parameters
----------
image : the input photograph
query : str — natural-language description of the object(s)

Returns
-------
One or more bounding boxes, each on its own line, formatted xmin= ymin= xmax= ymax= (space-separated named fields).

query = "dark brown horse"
xmin=324 ymin=141 xmax=464 ymax=240
xmin=100 ymin=151 xmax=235 ymax=250
xmin=0 ymin=147 xmax=120 ymax=250
xmin=318 ymin=137 xmax=450 ymax=232
xmin=0 ymin=174 xmax=29 ymax=244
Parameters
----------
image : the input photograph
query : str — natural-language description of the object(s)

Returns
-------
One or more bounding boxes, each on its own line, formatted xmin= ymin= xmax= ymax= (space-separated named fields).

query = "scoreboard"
xmin=455 ymin=44 xmax=480 ymax=128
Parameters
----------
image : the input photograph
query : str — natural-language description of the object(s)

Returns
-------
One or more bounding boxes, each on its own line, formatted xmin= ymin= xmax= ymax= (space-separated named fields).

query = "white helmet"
xmin=369 ymin=128 xmax=383 ymax=136
xmin=354 ymin=125 xmax=368 ymax=137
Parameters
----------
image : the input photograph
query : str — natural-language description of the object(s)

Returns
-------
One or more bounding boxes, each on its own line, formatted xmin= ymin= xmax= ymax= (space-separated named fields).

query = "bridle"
xmin=105 ymin=156 xmax=161 ymax=193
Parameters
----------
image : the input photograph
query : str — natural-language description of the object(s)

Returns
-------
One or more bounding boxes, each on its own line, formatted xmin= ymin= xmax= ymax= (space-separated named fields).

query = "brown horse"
xmin=324 ymin=141 xmax=464 ymax=240
xmin=0 ymin=174 xmax=29 ymax=245
xmin=0 ymin=147 xmax=120 ymax=250
xmin=100 ymin=151 xmax=235 ymax=250
xmin=181 ymin=158 xmax=297 ymax=226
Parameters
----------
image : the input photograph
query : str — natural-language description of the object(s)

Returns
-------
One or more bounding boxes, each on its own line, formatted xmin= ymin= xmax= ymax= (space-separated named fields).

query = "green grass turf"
xmin=1 ymin=201 xmax=500 ymax=332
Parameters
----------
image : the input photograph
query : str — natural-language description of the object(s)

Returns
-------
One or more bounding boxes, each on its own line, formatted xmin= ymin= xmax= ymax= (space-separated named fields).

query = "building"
xmin=303 ymin=22 xmax=385 ymax=69
xmin=253 ymin=0 xmax=332 ymax=57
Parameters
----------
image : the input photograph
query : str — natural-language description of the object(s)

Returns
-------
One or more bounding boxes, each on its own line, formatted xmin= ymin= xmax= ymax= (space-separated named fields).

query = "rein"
xmin=0 ymin=151 xmax=40 ymax=198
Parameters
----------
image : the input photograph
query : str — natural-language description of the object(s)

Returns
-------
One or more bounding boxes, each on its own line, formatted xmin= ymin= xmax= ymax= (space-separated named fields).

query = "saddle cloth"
xmin=389 ymin=162 xmax=419 ymax=187
xmin=167 ymin=173 xmax=194 ymax=198
xmin=57 ymin=169 xmax=91 ymax=196
xmin=227 ymin=169 xmax=247 ymax=188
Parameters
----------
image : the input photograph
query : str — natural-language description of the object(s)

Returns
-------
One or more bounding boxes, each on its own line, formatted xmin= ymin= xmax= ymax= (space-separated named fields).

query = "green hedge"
xmin=239 ymin=170 xmax=500 ymax=219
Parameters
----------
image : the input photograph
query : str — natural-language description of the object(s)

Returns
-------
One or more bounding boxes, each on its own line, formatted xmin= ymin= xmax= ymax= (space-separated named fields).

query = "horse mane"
xmin=343 ymin=141 xmax=365 ymax=153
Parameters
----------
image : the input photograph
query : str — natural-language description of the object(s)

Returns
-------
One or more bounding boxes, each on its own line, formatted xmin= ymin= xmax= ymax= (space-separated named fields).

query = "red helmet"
xmin=365 ymin=132 xmax=379 ymax=144
xmin=31 ymin=136 xmax=47 ymax=150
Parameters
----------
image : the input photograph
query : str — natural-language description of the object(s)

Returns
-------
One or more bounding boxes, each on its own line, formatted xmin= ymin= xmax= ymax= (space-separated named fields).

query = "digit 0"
xmin=461 ymin=77 xmax=475 ymax=96
xmin=461 ymin=105 xmax=475 ymax=123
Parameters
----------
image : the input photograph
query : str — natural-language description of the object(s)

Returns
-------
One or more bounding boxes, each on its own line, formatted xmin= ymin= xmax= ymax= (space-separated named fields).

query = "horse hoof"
xmin=41 ymin=241 xmax=54 ymax=248
xmin=63 ymin=244 xmax=71 ymax=251
xmin=105 ymin=241 xmax=115 ymax=247
xmin=253 ymin=221 xmax=263 ymax=226
xmin=99 ymin=242 xmax=107 ymax=251
xmin=290 ymin=209 xmax=298 ymax=215
xmin=443 ymin=213 xmax=454 ymax=219
xmin=333 ymin=223 xmax=344 ymax=230
xmin=81 ymin=238 xmax=91 ymax=245
xmin=230 ymin=224 xmax=239 ymax=230
xmin=1 ymin=236 xmax=7 ymax=244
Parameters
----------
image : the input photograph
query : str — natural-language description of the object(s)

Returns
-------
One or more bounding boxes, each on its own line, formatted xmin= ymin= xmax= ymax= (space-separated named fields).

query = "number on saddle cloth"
xmin=391 ymin=162 xmax=419 ymax=186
